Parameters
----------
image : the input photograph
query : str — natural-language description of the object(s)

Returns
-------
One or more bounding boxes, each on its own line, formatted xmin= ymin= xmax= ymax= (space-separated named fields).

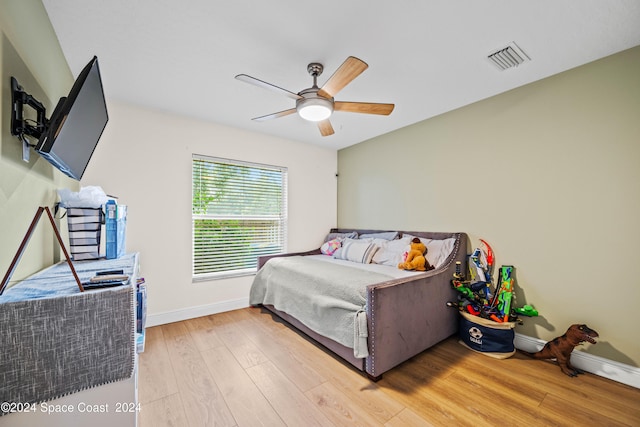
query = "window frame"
xmin=191 ymin=154 xmax=288 ymax=281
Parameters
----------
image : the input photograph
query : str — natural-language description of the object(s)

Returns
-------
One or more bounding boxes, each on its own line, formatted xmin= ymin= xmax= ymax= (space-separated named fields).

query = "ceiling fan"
xmin=235 ymin=56 xmax=394 ymax=137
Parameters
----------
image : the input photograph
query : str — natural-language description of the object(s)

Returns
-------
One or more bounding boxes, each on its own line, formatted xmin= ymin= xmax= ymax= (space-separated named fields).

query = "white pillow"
xmin=333 ymin=238 xmax=378 ymax=264
xmin=371 ymin=236 xmax=412 ymax=266
xmin=425 ymin=238 xmax=456 ymax=268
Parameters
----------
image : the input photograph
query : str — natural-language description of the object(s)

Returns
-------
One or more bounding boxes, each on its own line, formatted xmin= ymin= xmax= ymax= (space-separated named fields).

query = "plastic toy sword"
xmin=479 ymin=239 xmax=494 ymax=281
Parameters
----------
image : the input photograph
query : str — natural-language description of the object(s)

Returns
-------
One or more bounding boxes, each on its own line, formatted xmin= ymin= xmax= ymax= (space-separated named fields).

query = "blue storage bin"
xmin=105 ymin=200 xmax=127 ymax=259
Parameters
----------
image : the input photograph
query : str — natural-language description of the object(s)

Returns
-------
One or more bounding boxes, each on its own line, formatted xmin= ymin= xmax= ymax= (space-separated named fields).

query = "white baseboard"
xmin=146 ymin=297 xmax=249 ymax=327
xmin=515 ymin=333 xmax=640 ymax=389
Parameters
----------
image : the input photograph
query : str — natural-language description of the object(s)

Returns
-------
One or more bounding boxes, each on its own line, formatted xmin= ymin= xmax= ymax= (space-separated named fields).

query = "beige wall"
xmin=82 ymin=101 xmax=337 ymax=321
xmin=0 ymin=0 xmax=77 ymax=284
xmin=338 ymin=46 xmax=640 ymax=366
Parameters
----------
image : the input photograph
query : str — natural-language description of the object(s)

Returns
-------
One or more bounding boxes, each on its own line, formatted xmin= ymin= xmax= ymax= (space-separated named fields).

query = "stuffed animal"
xmin=522 ymin=324 xmax=599 ymax=377
xmin=398 ymin=238 xmax=434 ymax=271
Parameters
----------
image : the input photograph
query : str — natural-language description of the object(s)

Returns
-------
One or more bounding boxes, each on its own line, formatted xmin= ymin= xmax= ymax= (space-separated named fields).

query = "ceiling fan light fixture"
xmin=297 ymin=97 xmax=333 ymax=122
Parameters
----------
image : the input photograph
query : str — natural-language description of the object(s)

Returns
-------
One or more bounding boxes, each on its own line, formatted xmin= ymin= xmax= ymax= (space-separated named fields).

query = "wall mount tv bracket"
xmin=10 ymin=76 xmax=49 ymax=162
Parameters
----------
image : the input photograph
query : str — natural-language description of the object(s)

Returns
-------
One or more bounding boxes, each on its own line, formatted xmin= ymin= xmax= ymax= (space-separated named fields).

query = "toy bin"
xmin=458 ymin=311 xmax=516 ymax=359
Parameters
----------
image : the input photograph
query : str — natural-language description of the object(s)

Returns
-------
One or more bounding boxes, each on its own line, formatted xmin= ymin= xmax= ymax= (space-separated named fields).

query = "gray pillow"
xmin=324 ymin=231 xmax=357 ymax=242
xmin=358 ymin=231 xmax=399 ymax=241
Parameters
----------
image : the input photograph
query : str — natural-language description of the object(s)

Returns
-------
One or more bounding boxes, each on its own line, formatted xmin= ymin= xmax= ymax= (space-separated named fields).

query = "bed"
xmin=250 ymin=228 xmax=468 ymax=380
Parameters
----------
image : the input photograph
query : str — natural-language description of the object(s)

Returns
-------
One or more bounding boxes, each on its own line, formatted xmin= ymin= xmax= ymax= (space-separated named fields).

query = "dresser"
xmin=0 ymin=253 xmax=141 ymax=426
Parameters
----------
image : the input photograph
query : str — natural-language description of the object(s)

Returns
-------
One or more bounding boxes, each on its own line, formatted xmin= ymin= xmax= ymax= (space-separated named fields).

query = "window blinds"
xmin=192 ymin=155 xmax=287 ymax=279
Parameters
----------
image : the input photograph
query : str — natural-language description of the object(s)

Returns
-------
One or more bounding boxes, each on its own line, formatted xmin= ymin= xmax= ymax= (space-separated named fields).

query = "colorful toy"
xmin=454 ymin=261 xmax=464 ymax=279
xmin=479 ymin=239 xmax=494 ymax=268
xmin=522 ymin=324 xmax=598 ymax=376
xmin=479 ymin=238 xmax=494 ymax=287
xmin=448 ymin=241 xmax=539 ymax=325
xmin=469 ymin=248 xmax=487 ymax=283
xmin=514 ymin=305 xmax=538 ymax=317
xmin=495 ymin=265 xmax=514 ymax=322
xmin=452 ymin=280 xmax=475 ymax=300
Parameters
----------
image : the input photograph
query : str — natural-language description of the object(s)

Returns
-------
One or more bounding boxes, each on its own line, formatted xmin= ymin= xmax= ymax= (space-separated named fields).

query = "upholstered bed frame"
xmin=256 ymin=228 xmax=469 ymax=380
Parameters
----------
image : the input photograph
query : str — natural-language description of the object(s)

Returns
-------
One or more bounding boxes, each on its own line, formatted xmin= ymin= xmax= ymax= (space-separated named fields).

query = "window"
xmin=192 ymin=155 xmax=287 ymax=280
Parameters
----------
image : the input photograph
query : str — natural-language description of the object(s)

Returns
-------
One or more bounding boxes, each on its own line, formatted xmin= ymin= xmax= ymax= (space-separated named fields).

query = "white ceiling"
xmin=42 ymin=0 xmax=640 ymax=150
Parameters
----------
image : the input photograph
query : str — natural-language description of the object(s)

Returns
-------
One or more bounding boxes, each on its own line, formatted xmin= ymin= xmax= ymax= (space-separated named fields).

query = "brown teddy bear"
xmin=398 ymin=238 xmax=434 ymax=271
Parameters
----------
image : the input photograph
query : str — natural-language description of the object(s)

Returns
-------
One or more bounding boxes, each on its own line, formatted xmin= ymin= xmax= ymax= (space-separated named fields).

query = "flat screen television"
xmin=35 ymin=56 xmax=108 ymax=180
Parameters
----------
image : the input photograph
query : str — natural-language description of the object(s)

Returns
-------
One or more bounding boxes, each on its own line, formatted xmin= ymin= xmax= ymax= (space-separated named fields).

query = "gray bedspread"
xmin=249 ymin=256 xmax=394 ymax=357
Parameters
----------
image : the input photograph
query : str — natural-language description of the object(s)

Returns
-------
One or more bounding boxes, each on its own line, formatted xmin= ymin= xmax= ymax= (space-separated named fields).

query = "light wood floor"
xmin=138 ymin=308 xmax=640 ymax=427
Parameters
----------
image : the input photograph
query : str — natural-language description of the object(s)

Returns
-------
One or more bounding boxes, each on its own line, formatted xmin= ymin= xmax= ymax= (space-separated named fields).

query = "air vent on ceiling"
xmin=487 ymin=42 xmax=530 ymax=70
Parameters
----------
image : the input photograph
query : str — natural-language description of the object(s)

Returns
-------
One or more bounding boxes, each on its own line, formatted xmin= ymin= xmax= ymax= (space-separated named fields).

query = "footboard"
xmin=365 ymin=232 xmax=468 ymax=378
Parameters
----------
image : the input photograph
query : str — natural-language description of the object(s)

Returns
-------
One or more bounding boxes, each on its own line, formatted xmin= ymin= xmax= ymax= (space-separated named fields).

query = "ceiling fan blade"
xmin=317 ymin=119 xmax=334 ymax=137
xmin=318 ymin=56 xmax=368 ymax=98
xmin=235 ymin=74 xmax=302 ymax=100
xmin=334 ymin=101 xmax=395 ymax=115
xmin=252 ymin=108 xmax=297 ymax=122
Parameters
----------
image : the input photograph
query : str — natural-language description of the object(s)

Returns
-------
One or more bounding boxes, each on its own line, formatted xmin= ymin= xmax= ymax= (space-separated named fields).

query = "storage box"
xmin=66 ymin=207 xmax=102 ymax=260
xmin=458 ymin=311 xmax=516 ymax=359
